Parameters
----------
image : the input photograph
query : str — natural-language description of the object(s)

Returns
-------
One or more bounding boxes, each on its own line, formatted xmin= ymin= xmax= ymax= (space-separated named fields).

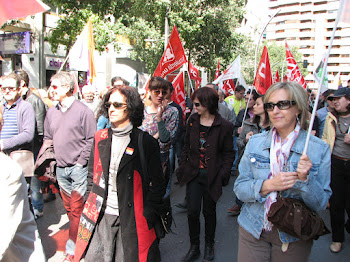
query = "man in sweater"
xmin=44 ymin=71 xmax=96 ymax=262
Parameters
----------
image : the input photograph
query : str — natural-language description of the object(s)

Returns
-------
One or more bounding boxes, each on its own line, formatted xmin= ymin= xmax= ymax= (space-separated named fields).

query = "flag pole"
xmin=58 ymin=52 xmax=70 ymax=72
xmin=303 ymin=0 xmax=345 ymax=155
xmin=241 ymin=90 xmax=251 ymax=128
xmin=186 ymin=69 xmax=194 ymax=92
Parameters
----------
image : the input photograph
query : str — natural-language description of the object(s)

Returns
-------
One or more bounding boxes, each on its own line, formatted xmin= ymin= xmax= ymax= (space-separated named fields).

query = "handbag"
xmin=138 ymin=131 xmax=173 ymax=238
xmin=267 ymin=195 xmax=330 ymax=241
xmin=10 ymin=150 xmax=35 ymax=177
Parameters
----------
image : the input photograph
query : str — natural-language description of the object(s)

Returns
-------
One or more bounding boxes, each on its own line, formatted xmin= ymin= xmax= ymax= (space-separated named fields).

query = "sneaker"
xmin=62 ymin=254 xmax=74 ymax=262
xmin=330 ymin=242 xmax=342 ymax=253
xmin=227 ymin=205 xmax=241 ymax=216
xmin=34 ymin=209 xmax=44 ymax=219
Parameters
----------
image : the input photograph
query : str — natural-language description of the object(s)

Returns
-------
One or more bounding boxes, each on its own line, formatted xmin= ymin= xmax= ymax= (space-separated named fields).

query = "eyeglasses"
xmin=152 ymin=89 xmax=168 ymax=96
xmin=194 ymin=102 xmax=201 ymax=107
xmin=264 ymin=100 xmax=296 ymax=111
xmin=327 ymin=97 xmax=337 ymax=101
xmin=1 ymin=86 xmax=17 ymax=91
xmin=105 ymin=101 xmax=127 ymax=109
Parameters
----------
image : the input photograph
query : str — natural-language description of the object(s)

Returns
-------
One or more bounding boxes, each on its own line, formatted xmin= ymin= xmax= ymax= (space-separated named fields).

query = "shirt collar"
xmin=57 ymin=96 xmax=75 ymax=112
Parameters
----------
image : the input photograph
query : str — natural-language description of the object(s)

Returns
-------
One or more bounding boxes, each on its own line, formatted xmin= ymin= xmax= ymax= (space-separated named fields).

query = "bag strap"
xmin=138 ymin=131 xmax=148 ymax=187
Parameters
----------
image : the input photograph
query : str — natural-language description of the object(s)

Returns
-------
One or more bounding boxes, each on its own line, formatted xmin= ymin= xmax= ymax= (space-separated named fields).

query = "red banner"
xmin=253 ymin=46 xmax=272 ymax=95
xmin=188 ymin=61 xmax=202 ymax=89
xmin=285 ymin=42 xmax=307 ymax=88
xmin=214 ymin=61 xmax=220 ymax=80
xmin=172 ymin=71 xmax=186 ymax=121
xmin=273 ymin=70 xmax=280 ymax=84
xmin=153 ymin=26 xmax=187 ymax=78
xmin=222 ymin=79 xmax=235 ymax=96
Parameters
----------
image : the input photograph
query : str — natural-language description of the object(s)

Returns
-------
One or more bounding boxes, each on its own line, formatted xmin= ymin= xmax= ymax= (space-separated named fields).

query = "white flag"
xmin=213 ymin=55 xmax=241 ymax=84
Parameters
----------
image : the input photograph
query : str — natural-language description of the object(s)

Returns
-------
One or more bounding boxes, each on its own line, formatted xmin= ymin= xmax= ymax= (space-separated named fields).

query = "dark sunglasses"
xmin=327 ymin=97 xmax=337 ymax=101
xmin=152 ymin=89 xmax=168 ymax=96
xmin=194 ymin=102 xmax=201 ymax=107
xmin=1 ymin=86 xmax=17 ymax=91
xmin=105 ymin=101 xmax=127 ymax=109
xmin=264 ymin=100 xmax=296 ymax=111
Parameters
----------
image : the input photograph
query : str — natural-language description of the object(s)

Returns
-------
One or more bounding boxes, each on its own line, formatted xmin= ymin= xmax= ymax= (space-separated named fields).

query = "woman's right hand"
xmin=260 ymin=172 xmax=298 ymax=196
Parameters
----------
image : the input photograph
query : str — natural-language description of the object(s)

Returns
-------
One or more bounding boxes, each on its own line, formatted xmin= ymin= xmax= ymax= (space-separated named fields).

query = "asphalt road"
xmin=37 ymin=175 xmax=350 ymax=262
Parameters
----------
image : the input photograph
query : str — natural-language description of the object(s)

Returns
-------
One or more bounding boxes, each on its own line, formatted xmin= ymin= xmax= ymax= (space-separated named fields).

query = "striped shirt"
xmin=1 ymin=100 xmax=19 ymax=140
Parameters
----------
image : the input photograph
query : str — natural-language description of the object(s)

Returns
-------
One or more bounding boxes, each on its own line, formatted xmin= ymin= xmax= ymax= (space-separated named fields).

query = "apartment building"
xmin=265 ymin=0 xmax=350 ymax=89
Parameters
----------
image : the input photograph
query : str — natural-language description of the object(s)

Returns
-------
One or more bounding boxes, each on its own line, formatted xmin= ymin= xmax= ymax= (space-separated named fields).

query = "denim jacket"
xmin=234 ymin=129 xmax=332 ymax=243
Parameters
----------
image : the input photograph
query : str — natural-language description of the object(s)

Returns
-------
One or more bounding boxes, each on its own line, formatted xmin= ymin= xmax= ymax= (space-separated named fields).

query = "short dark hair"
xmin=166 ymin=80 xmax=174 ymax=93
xmin=100 ymin=86 xmax=144 ymax=127
xmin=246 ymin=89 xmax=260 ymax=101
xmin=235 ymin=85 xmax=245 ymax=93
xmin=191 ymin=87 xmax=219 ymax=115
xmin=3 ymin=72 xmax=20 ymax=88
xmin=111 ymin=76 xmax=129 ymax=86
xmin=148 ymin=76 xmax=168 ymax=92
xmin=14 ymin=69 xmax=29 ymax=86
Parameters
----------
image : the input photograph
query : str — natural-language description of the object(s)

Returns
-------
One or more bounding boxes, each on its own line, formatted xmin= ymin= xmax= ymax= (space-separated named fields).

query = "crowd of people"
xmin=0 ymin=69 xmax=349 ymax=262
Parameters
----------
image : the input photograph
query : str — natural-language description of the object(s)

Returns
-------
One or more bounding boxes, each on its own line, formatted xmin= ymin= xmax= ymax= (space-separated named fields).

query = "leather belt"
xmin=332 ymin=155 xmax=350 ymax=161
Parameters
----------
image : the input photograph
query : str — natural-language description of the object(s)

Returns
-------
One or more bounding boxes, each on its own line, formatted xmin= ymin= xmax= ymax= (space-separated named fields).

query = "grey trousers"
xmin=85 ymin=214 xmax=124 ymax=262
xmin=238 ymin=226 xmax=313 ymax=262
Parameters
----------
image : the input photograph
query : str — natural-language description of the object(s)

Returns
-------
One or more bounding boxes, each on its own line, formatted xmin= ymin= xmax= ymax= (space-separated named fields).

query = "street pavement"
xmin=37 ymin=175 xmax=350 ymax=262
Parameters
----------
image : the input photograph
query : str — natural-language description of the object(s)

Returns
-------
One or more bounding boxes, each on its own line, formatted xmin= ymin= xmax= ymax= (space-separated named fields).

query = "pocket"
xmin=249 ymin=153 xmax=270 ymax=169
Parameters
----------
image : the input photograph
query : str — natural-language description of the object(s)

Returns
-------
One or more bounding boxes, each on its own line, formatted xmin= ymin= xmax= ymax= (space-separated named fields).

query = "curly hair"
xmin=99 ymin=86 xmax=144 ymax=127
xmin=191 ymin=86 xmax=219 ymax=115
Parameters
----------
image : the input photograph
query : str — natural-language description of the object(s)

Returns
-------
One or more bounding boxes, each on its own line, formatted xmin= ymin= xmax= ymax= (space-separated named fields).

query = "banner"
xmin=222 ymin=79 xmax=235 ymax=96
xmin=188 ymin=61 xmax=202 ymax=89
xmin=215 ymin=61 xmax=220 ymax=80
xmin=253 ymin=46 xmax=272 ymax=95
xmin=69 ymin=18 xmax=96 ymax=84
xmin=153 ymin=26 xmax=187 ymax=78
xmin=172 ymin=71 xmax=186 ymax=121
xmin=285 ymin=42 xmax=307 ymax=88
xmin=314 ymin=55 xmax=329 ymax=93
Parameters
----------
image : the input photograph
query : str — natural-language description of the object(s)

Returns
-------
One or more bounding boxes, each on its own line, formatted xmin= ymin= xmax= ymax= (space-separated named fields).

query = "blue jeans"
xmin=232 ymin=136 xmax=238 ymax=171
xmin=31 ymin=176 xmax=44 ymax=211
xmin=56 ymin=165 xmax=88 ymax=255
xmin=166 ymin=140 xmax=183 ymax=198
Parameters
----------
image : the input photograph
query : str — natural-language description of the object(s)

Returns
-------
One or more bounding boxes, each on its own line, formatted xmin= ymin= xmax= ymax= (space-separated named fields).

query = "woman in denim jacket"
xmin=234 ymin=82 xmax=332 ymax=262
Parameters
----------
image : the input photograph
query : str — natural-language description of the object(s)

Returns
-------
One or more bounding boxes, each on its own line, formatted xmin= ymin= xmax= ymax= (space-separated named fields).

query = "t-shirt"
xmin=333 ymin=116 xmax=350 ymax=159
xmin=224 ymin=95 xmax=246 ymax=115
xmin=199 ymin=124 xmax=210 ymax=169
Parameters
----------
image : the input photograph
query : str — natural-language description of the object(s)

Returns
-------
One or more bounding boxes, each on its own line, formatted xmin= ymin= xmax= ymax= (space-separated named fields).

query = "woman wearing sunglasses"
xmin=140 ymin=77 xmax=179 ymax=196
xmin=176 ymin=87 xmax=234 ymax=262
xmin=75 ymin=86 xmax=165 ymax=262
xmin=234 ymin=82 xmax=331 ymax=262
xmin=322 ymin=87 xmax=350 ymax=253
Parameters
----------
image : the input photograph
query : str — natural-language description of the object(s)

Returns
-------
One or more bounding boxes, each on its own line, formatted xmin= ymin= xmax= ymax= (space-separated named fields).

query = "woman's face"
xmin=333 ymin=96 xmax=350 ymax=113
xmin=253 ymin=97 xmax=265 ymax=116
xmin=150 ymin=88 xmax=168 ymax=106
xmin=266 ymin=89 xmax=300 ymax=135
xmin=193 ymin=98 xmax=208 ymax=116
xmin=108 ymin=90 xmax=130 ymax=128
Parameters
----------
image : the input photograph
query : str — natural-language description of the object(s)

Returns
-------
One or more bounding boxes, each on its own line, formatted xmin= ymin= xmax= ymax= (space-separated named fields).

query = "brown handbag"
xmin=267 ymin=195 xmax=330 ymax=241
xmin=10 ymin=150 xmax=35 ymax=177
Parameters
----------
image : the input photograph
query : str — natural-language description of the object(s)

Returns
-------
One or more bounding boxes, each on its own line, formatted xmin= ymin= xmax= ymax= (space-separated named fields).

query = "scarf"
xmin=263 ymin=123 xmax=300 ymax=231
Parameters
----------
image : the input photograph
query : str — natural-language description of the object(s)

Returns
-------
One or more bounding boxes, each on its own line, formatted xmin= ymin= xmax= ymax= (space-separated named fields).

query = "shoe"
xmin=34 ymin=209 xmax=44 ymax=219
xmin=227 ymin=205 xmax=241 ymax=216
xmin=62 ymin=254 xmax=74 ymax=262
xmin=182 ymin=244 xmax=200 ymax=262
xmin=203 ymin=242 xmax=214 ymax=261
xmin=44 ymin=193 xmax=56 ymax=203
xmin=176 ymin=202 xmax=187 ymax=209
xmin=330 ymin=242 xmax=342 ymax=253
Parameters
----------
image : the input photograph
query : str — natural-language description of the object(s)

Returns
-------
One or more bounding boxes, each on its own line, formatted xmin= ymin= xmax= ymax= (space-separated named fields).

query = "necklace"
xmin=337 ymin=117 xmax=350 ymax=135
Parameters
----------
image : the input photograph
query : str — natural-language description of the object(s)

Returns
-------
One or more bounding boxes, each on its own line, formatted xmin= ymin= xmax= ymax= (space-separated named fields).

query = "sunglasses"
xmin=194 ymin=102 xmax=201 ymax=107
xmin=264 ymin=100 xmax=296 ymax=111
xmin=105 ymin=101 xmax=127 ymax=109
xmin=152 ymin=89 xmax=168 ymax=96
xmin=1 ymin=86 xmax=17 ymax=91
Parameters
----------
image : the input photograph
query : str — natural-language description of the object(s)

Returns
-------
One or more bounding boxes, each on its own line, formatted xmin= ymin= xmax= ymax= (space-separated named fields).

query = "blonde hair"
xmin=264 ymin=81 xmax=309 ymax=130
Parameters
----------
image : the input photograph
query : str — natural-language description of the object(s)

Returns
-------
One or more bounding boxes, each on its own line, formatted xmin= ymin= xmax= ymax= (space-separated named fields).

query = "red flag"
xmin=153 ymin=26 xmax=187 ymax=78
xmin=214 ymin=61 xmax=220 ymax=80
xmin=253 ymin=46 xmax=273 ymax=95
xmin=273 ymin=70 xmax=280 ymax=84
xmin=222 ymin=79 xmax=235 ymax=96
xmin=285 ymin=42 xmax=307 ymax=88
xmin=188 ymin=61 xmax=202 ymax=89
xmin=172 ymin=72 xmax=186 ymax=122
xmin=283 ymin=75 xmax=288 ymax=82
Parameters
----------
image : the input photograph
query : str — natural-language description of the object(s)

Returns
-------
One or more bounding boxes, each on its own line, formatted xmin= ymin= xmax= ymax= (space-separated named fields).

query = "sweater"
xmin=44 ymin=99 xmax=96 ymax=167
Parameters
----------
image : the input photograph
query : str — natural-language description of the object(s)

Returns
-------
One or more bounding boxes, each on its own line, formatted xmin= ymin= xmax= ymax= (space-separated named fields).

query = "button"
xmin=128 ymin=202 xmax=132 ymax=207
xmin=128 ymin=175 xmax=131 ymax=180
xmin=250 ymin=157 xmax=256 ymax=163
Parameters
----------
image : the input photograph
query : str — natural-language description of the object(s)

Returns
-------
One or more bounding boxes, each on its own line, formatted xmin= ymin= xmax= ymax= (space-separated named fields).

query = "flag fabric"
xmin=215 ymin=61 xmax=221 ymax=80
xmin=253 ymin=46 xmax=273 ymax=95
xmin=69 ymin=18 xmax=96 ymax=84
xmin=283 ymin=75 xmax=288 ymax=82
xmin=213 ymin=55 xmax=241 ymax=84
xmin=333 ymin=72 xmax=342 ymax=89
xmin=285 ymin=42 xmax=307 ymax=89
xmin=222 ymin=79 xmax=235 ymax=96
xmin=172 ymin=71 xmax=186 ymax=121
xmin=153 ymin=26 xmax=187 ymax=78
xmin=188 ymin=61 xmax=202 ymax=89
xmin=273 ymin=70 xmax=280 ymax=84
xmin=314 ymin=55 xmax=329 ymax=93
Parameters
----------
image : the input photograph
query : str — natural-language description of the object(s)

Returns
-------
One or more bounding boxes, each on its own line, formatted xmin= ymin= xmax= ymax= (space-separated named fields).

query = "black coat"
xmin=176 ymin=113 xmax=234 ymax=202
